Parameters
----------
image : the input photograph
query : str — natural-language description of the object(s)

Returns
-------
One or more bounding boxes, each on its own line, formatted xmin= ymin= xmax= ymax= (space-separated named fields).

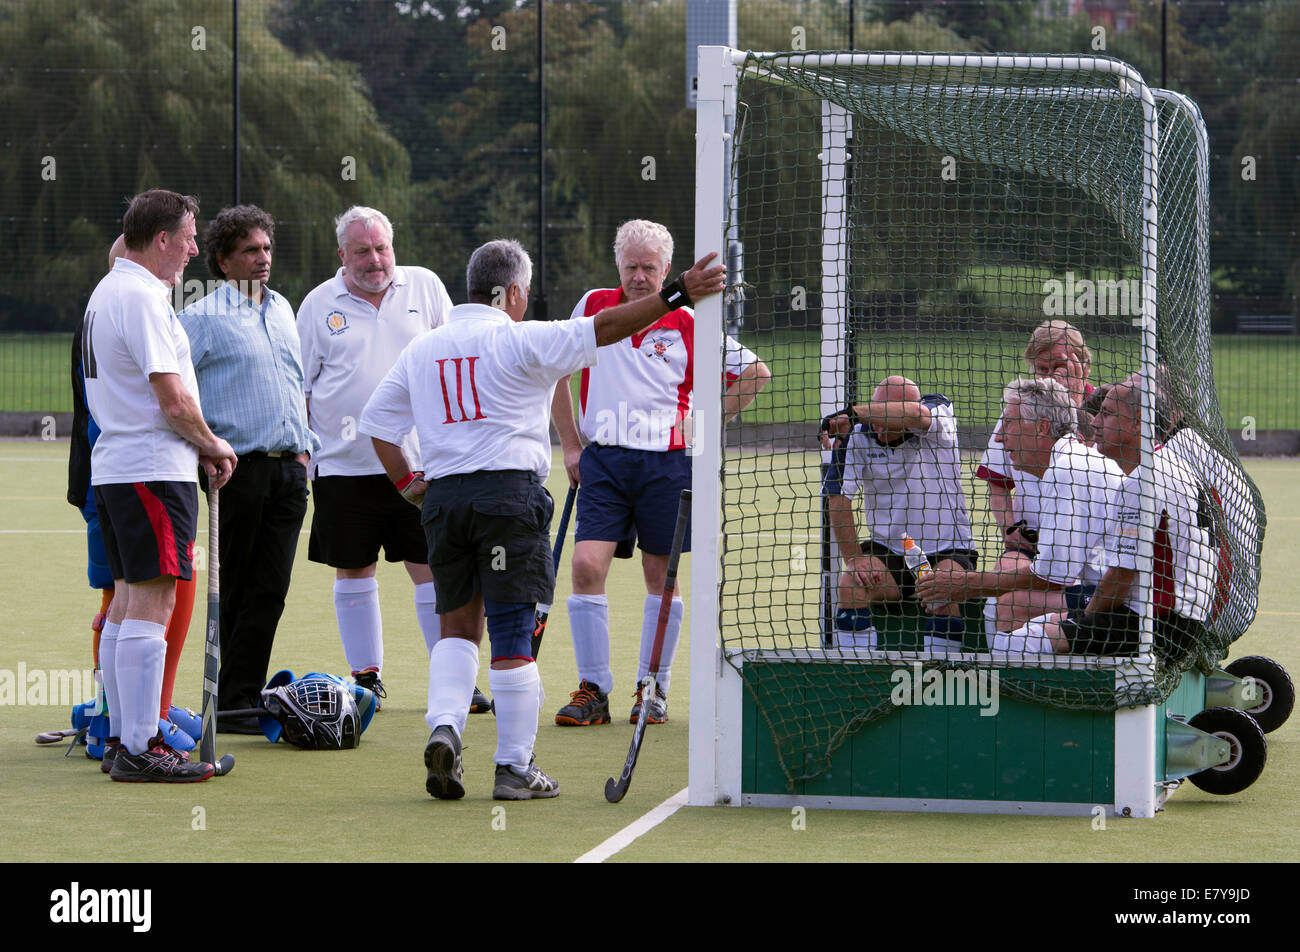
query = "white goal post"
xmin=688 ymin=47 xmax=1165 ymax=815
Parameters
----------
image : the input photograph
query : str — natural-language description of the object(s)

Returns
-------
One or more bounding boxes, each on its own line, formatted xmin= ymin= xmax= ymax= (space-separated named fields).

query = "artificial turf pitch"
xmin=1 ymin=439 xmax=1296 ymax=864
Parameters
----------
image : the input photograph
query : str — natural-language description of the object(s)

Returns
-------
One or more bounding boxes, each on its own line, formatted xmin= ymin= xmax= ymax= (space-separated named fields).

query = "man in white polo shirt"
xmin=298 ymin=206 xmax=488 ymax=710
xmin=550 ymin=220 xmax=770 ymax=728
xmin=824 ymin=376 xmax=977 ymax=651
xmin=84 ymin=189 xmax=237 ymax=782
xmin=976 ymin=321 xmax=1096 ymax=551
xmin=998 ymin=378 xmax=1218 ymax=660
xmin=359 ymin=239 xmax=725 ymax=800
xmin=917 ymin=377 xmax=1121 ymax=638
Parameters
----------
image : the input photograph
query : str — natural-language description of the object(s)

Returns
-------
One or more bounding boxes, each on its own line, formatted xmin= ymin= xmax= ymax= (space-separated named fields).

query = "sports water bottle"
xmin=902 ymin=535 xmax=943 ymax=613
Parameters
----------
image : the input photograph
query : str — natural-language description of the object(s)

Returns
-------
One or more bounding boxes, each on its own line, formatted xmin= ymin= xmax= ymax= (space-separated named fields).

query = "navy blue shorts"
xmin=575 ymin=445 xmax=690 ymax=556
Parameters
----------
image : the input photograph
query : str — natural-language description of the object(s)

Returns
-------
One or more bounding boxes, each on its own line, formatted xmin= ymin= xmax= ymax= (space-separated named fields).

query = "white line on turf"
xmin=573 ymin=787 xmax=689 ymax=863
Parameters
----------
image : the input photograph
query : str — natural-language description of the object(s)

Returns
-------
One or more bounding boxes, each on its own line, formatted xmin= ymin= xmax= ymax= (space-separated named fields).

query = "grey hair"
xmin=467 ymin=239 xmax=533 ymax=303
xmin=334 ymin=206 xmax=393 ymax=249
xmin=1004 ymin=377 xmax=1077 ymax=438
xmin=613 ymin=219 xmax=672 ymax=272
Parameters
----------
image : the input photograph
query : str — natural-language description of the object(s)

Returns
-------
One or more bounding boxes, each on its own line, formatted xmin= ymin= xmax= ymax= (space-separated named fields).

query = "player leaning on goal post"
xmin=549 ymin=220 xmax=770 ymax=727
xmin=359 ymin=239 xmax=725 ymax=800
xmin=84 ymin=190 xmax=238 ymax=782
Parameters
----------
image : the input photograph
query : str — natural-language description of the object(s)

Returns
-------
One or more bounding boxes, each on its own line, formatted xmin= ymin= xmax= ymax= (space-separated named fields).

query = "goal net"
xmin=708 ymin=51 xmax=1264 ymax=785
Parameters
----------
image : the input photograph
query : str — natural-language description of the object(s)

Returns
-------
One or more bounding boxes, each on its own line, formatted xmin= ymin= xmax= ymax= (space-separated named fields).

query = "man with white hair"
xmin=298 ymin=206 xmax=488 ymax=709
xmin=551 ymin=219 xmax=770 ymax=726
xmin=994 ymin=379 xmax=1218 ymax=659
xmin=360 ymin=239 xmax=726 ymax=799
xmin=917 ymin=377 xmax=1121 ymax=638
xmin=824 ymin=375 xmax=977 ymax=650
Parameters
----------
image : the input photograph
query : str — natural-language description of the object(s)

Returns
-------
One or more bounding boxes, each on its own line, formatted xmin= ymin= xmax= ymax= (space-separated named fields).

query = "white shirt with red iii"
xmin=572 ymin=288 xmax=759 ymax=452
xmin=359 ymin=304 xmax=598 ymax=480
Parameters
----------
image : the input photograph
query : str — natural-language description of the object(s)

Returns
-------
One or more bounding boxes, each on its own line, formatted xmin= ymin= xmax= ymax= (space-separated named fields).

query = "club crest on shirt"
xmin=645 ymin=335 xmax=675 ymax=364
xmin=326 ymin=311 xmax=349 ymax=336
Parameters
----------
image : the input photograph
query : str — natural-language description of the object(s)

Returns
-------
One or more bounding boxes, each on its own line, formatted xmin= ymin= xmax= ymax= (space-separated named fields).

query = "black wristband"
xmin=659 ymin=277 xmax=693 ymax=310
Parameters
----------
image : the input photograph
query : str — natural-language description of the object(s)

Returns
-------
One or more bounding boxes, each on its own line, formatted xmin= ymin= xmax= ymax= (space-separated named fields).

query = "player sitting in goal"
xmin=822 ymin=376 xmax=977 ymax=651
xmin=916 ymin=378 xmax=1121 ymax=646
xmin=997 ymin=377 xmax=1218 ymax=659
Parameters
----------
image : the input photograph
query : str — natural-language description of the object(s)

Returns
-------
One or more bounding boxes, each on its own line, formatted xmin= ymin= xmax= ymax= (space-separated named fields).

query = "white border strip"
xmin=742 ymin=793 xmax=1116 ymax=817
xmin=573 ymin=788 xmax=689 ymax=863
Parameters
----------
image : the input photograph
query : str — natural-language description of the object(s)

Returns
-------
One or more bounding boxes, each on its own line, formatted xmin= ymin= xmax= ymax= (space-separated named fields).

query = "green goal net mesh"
xmin=717 ymin=52 xmax=1266 ymax=785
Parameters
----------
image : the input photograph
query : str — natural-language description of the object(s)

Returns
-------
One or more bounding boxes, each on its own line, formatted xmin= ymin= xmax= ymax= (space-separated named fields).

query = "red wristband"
xmin=394 ymin=472 xmax=420 ymax=491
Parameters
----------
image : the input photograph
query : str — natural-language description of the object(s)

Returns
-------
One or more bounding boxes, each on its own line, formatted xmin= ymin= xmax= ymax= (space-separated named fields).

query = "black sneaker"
xmin=493 ymin=757 xmax=559 ymax=800
xmin=469 ymin=686 xmax=494 ymax=715
xmin=554 ymin=680 xmax=611 ymax=726
xmin=99 ymin=738 xmax=122 ymax=775
xmin=354 ymin=670 xmax=386 ymax=712
xmin=110 ymin=736 xmax=213 ymax=783
xmin=424 ymin=725 xmax=464 ymax=800
xmin=629 ymin=680 xmax=668 ymax=725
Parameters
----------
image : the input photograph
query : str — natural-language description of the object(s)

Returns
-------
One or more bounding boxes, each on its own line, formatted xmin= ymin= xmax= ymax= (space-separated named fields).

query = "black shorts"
xmin=1062 ymin=607 xmax=1207 ymax=659
xmin=93 ymin=481 xmax=198 ymax=584
xmin=308 ymin=474 xmax=428 ymax=569
xmin=860 ymin=541 xmax=978 ymax=605
xmin=420 ymin=470 xmax=555 ymax=614
xmin=1060 ymin=607 xmax=1141 ymax=655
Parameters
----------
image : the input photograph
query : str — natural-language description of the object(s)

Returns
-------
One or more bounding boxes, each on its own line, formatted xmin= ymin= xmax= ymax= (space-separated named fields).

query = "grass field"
xmin=5 ymin=331 xmax=1299 ymax=431
xmin=1 ymin=439 xmax=1298 ymax=865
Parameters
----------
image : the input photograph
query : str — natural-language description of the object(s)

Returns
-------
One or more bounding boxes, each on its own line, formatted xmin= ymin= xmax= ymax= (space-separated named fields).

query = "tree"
xmin=0 ymin=0 xmax=412 ymax=328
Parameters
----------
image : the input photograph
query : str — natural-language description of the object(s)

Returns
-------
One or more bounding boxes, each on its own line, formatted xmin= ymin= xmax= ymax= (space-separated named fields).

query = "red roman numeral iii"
xmin=437 ymin=357 xmax=487 ymax=423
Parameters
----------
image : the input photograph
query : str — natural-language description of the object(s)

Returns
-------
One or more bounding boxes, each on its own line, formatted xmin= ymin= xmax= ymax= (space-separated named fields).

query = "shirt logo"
xmin=326 ymin=312 xmax=349 ymax=336
xmin=645 ymin=335 xmax=676 ymax=364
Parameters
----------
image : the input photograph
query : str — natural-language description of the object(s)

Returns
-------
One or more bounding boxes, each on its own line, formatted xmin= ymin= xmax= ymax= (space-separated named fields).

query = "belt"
xmin=243 ymin=450 xmax=299 ymax=460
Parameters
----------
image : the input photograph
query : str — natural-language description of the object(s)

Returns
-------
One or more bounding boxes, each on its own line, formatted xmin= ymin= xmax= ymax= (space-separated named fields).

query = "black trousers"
xmin=214 ymin=454 xmax=308 ymax=709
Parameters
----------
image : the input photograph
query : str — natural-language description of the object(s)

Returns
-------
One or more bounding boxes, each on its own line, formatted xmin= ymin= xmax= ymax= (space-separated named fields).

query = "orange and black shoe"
xmin=554 ymin=680 xmax=611 ymax=726
xmin=469 ymin=686 xmax=494 ymax=715
xmin=629 ymin=680 xmax=668 ymax=725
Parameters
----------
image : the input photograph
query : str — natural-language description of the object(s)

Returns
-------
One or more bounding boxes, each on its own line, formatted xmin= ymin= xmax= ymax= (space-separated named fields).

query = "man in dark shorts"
xmin=997 ymin=379 xmax=1218 ymax=661
xmin=83 ymin=190 xmax=237 ymax=782
xmin=823 ymin=376 xmax=977 ymax=651
xmin=297 ymin=206 xmax=492 ymax=710
xmin=359 ymin=239 xmax=725 ymax=800
xmin=549 ymin=220 xmax=770 ymax=726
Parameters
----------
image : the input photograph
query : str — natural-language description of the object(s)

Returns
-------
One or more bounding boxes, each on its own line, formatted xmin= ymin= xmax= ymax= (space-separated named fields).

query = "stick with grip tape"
xmin=200 ymin=489 xmax=235 ymax=777
xmin=604 ymin=488 xmax=690 ymax=803
xmin=532 ymin=484 xmax=577 ymax=659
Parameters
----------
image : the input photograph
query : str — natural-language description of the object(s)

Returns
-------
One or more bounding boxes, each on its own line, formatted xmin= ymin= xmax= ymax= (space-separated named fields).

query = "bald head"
xmin=108 ymin=234 xmax=126 ymax=272
xmin=872 ymin=375 xmax=920 ymax=404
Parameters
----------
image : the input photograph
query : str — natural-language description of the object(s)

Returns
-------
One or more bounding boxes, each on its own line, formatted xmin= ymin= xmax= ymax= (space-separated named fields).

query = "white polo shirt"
xmin=571 ymin=288 xmax=758 ymax=452
xmin=83 ymin=259 xmax=201 ymax=485
xmin=1017 ymin=435 xmax=1122 ymax=587
xmin=359 ymin=304 xmax=599 ymax=480
xmin=1109 ymin=446 xmax=1216 ymax=622
xmin=297 ymin=266 xmax=452 ymax=477
xmin=837 ymin=395 xmax=974 ymax=556
xmin=1165 ymin=426 xmax=1259 ymax=633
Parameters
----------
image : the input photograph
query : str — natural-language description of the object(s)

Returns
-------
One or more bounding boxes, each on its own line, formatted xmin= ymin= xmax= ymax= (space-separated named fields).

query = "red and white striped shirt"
xmin=572 ymin=288 xmax=758 ymax=452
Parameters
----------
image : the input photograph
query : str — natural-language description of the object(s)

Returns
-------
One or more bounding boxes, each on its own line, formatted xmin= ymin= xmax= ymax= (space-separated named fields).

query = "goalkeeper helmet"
xmin=260 ymin=675 xmax=361 ymax=750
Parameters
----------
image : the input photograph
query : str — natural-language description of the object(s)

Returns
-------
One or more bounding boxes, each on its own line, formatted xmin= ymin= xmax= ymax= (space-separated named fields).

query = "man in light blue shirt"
xmin=179 ymin=205 xmax=319 ymax=732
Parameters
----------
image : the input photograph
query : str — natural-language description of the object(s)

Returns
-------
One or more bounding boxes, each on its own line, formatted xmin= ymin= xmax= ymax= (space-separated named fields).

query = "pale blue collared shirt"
xmin=179 ymin=282 xmax=320 ymax=457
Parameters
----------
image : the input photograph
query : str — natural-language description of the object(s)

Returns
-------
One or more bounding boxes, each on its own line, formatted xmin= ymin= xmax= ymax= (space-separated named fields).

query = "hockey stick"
xmin=532 ymin=483 xmax=577 ymax=658
xmin=605 ymin=488 xmax=690 ymax=803
xmin=200 ymin=489 xmax=235 ymax=777
xmin=34 ymin=728 xmax=81 ymax=745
